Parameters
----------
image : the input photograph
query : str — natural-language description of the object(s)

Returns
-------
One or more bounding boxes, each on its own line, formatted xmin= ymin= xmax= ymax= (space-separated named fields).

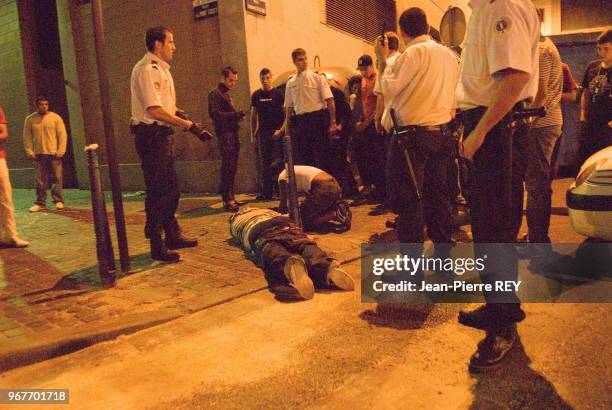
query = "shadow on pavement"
xmin=469 ymin=337 xmax=573 ymax=409
xmin=359 ymin=303 xmax=435 ymax=330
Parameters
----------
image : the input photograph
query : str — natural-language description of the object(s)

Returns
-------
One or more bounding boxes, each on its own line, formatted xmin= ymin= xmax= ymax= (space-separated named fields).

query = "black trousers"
xmin=217 ymin=129 xmax=240 ymax=202
xmin=388 ymin=128 xmax=453 ymax=254
xmin=292 ymin=110 xmax=331 ymax=172
xmin=133 ymin=124 xmax=180 ymax=238
xmin=328 ymin=134 xmax=357 ymax=196
xmin=257 ymin=129 xmax=283 ymax=197
xmin=300 ymin=178 xmax=342 ymax=231
xmin=463 ymin=110 xmax=520 ymax=304
xmin=353 ymin=123 xmax=386 ymax=195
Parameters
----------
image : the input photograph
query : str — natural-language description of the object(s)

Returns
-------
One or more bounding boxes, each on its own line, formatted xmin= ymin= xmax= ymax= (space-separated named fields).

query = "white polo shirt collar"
xmin=405 ymin=34 xmax=430 ymax=49
xmin=468 ymin=0 xmax=488 ymax=9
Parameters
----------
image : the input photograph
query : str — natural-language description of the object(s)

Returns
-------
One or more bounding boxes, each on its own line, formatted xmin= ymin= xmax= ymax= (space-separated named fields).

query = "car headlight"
xmin=575 ymin=159 xmax=606 ymax=187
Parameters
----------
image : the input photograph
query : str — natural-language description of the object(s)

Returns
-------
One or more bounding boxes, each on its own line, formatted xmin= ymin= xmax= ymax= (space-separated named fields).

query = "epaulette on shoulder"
xmin=151 ymin=60 xmax=159 ymax=70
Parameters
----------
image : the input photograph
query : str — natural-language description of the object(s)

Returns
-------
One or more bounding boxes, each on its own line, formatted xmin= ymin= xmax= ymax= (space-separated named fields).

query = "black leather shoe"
xmin=151 ymin=237 xmax=180 ymax=263
xmin=224 ymin=201 xmax=240 ymax=212
xmin=165 ymin=235 xmax=198 ymax=250
xmin=459 ymin=304 xmax=525 ymax=330
xmin=385 ymin=219 xmax=397 ymax=229
xmin=469 ymin=325 xmax=517 ymax=373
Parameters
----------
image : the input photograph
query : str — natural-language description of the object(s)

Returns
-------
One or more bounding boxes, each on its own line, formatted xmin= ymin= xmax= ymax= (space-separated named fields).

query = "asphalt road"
xmin=0 ymin=179 xmax=610 ymax=409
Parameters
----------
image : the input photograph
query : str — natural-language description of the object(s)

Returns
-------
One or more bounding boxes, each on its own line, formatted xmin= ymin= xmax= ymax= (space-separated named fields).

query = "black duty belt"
xmin=294 ymin=109 xmax=326 ymax=119
xmin=130 ymin=122 xmax=173 ymax=136
xmin=396 ymin=123 xmax=450 ymax=133
xmin=457 ymin=99 xmax=532 ymax=126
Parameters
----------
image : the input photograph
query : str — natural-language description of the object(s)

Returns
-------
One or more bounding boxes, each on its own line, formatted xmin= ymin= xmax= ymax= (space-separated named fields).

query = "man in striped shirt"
xmin=518 ymin=29 xmax=563 ymax=247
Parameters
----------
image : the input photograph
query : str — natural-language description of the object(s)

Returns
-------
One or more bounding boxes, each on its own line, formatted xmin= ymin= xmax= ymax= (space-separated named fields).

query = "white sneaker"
xmin=55 ymin=202 xmax=65 ymax=210
xmin=283 ymin=255 xmax=315 ymax=300
xmin=29 ymin=204 xmax=44 ymax=212
xmin=326 ymin=262 xmax=355 ymax=291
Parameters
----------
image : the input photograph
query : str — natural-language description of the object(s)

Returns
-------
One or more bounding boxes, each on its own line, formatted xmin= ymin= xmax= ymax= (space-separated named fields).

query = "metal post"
xmin=282 ymin=134 xmax=302 ymax=227
xmin=85 ymin=144 xmax=116 ymax=288
xmin=91 ymin=0 xmax=130 ymax=272
xmin=390 ymin=109 xmax=421 ymax=201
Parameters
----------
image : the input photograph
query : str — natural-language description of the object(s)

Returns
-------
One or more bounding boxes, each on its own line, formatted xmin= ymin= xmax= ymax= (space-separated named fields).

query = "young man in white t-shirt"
xmin=277 ymin=165 xmax=347 ymax=231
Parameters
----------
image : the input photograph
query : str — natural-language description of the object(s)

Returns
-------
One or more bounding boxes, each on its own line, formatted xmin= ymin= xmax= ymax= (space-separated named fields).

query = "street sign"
xmin=193 ymin=0 xmax=218 ymax=20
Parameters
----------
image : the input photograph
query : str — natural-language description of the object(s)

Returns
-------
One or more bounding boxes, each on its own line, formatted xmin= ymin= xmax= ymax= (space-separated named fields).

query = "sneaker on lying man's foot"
xmin=283 ymin=255 xmax=314 ymax=300
xmin=326 ymin=261 xmax=355 ymax=291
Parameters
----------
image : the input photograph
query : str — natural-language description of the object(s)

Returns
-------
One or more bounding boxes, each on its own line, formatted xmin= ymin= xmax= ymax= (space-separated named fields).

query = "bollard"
xmin=85 ymin=144 xmax=116 ymax=288
xmin=282 ymin=134 xmax=302 ymax=228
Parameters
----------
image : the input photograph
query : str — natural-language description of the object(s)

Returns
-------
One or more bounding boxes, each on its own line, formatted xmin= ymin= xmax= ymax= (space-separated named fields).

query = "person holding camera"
xmin=579 ymin=29 xmax=612 ymax=163
xmin=375 ymin=8 xmax=459 ymax=255
xmin=130 ymin=26 xmax=211 ymax=263
xmin=209 ymin=66 xmax=245 ymax=212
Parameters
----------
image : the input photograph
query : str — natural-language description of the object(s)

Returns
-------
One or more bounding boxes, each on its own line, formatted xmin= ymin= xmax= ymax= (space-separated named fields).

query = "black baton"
xmin=390 ymin=108 xmax=421 ymax=201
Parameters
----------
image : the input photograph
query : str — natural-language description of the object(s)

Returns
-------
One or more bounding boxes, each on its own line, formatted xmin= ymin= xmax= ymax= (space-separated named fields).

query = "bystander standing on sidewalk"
xmin=23 ymin=96 xmax=67 ymax=212
xmin=0 ymin=104 xmax=28 ymax=247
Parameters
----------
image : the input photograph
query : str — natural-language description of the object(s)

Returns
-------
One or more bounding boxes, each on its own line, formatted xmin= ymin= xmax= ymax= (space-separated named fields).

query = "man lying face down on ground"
xmin=229 ymin=207 xmax=354 ymax=300
xmin=277 ymin=165 xmax=351 ymax=232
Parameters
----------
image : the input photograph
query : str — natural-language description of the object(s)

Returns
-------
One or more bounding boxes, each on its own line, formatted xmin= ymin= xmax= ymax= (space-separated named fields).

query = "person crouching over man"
xmin=277 ymin=165 xmax=351 ymax=232
xmin=230 ymin=207 xmax=354 ymax=300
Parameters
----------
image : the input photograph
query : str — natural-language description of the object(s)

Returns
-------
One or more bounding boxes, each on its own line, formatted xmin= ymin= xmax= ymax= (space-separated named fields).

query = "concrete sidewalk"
xmin=0 ymin=188 xmax=390 ymax=372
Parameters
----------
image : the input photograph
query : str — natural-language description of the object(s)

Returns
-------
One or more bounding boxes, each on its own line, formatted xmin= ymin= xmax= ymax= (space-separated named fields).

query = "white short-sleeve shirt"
xmin=278 ymin=165 xmax=323 ymax=193
xmin=379 ymin=35 xmax=460 ymax=128
xmin=456 ymin=0 xmax=540 ymax=109
xmin=130 ymin=52 xmax=177 ymax=125
xmin=283 ymin=69 xmax=333 ymax=115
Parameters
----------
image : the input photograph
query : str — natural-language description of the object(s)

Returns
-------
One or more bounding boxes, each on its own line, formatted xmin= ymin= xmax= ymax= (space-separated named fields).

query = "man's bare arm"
xmin=147 ymin=106 xmax=192 ymax=129
xmin=461 ymin=69 xmax=531 ymax=160
xmin=0 ymin=123 xmax=8 ymax=143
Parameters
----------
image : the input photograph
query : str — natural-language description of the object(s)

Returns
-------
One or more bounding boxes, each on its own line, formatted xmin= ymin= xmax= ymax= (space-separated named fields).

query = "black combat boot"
xmin=165 ymin=227 xmax=198 ymax=250
xmin=151 ymin=235 xmax=180 ymax=263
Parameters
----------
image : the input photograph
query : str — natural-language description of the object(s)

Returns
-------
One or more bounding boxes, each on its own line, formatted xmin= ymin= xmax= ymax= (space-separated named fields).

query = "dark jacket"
xmin=208 ymin=83 xmax=242 ymax=134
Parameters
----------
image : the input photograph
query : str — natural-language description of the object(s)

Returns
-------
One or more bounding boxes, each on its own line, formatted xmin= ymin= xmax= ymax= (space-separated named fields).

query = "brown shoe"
xmin=469 ymin=325 xmax=517 ymax=373
xmin=224 ymin=201 xmax=240 ymax=212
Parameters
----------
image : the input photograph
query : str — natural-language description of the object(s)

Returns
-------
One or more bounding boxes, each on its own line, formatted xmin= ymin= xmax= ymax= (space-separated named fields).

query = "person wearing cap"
xmin=355 ymin=54 xmax=386 ymax=201
xmin=375 ymin=8 xmax=459 ymax=256
xmin=280 ymin=48 xmax=337 ymax=172
xmin=455 ymin=0 xmax=539 ymax=371
xmin=374 ymin=32 xmax=401 ymax=136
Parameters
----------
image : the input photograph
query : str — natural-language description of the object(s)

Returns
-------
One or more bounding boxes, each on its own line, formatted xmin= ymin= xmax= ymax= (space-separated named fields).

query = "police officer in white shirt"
xmin=375 ymin=8 xmax=459 ymax=259
xmin=281 ymin=48 xmax=337 ymax=172
xmin=455 ymin=0 xmax=540 ymax=372
xmin=130 ymin=26 xmax=211 ymax=263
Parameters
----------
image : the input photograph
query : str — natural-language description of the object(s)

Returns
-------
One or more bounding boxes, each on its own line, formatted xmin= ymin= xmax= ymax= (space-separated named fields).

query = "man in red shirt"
xmin=355 ymin=55 xmax=386 ymax=201
xmin=0 ymin=104 xmax=28 ymax=247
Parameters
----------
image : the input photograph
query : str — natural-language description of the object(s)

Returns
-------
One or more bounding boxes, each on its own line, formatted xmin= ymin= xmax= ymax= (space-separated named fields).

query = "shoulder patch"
xmin=494 ymin=17 xmax=512 ymax=34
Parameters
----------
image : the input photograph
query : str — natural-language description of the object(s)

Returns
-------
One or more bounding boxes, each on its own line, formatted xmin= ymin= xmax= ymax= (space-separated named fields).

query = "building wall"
xmin=395 ymin=0 xmax=471 ymax=33
xmin=243 ymin=0 xmax=375 ymax=92
xmin=67 ymin=0 xmax=238 ymax=192
xmin=0 ymin=0 xmax=31 ymax=172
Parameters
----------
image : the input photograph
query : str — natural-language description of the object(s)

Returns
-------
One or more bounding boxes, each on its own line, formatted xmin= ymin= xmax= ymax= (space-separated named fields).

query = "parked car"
xmin=567 ymin=145 xmax=612 ymax=241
